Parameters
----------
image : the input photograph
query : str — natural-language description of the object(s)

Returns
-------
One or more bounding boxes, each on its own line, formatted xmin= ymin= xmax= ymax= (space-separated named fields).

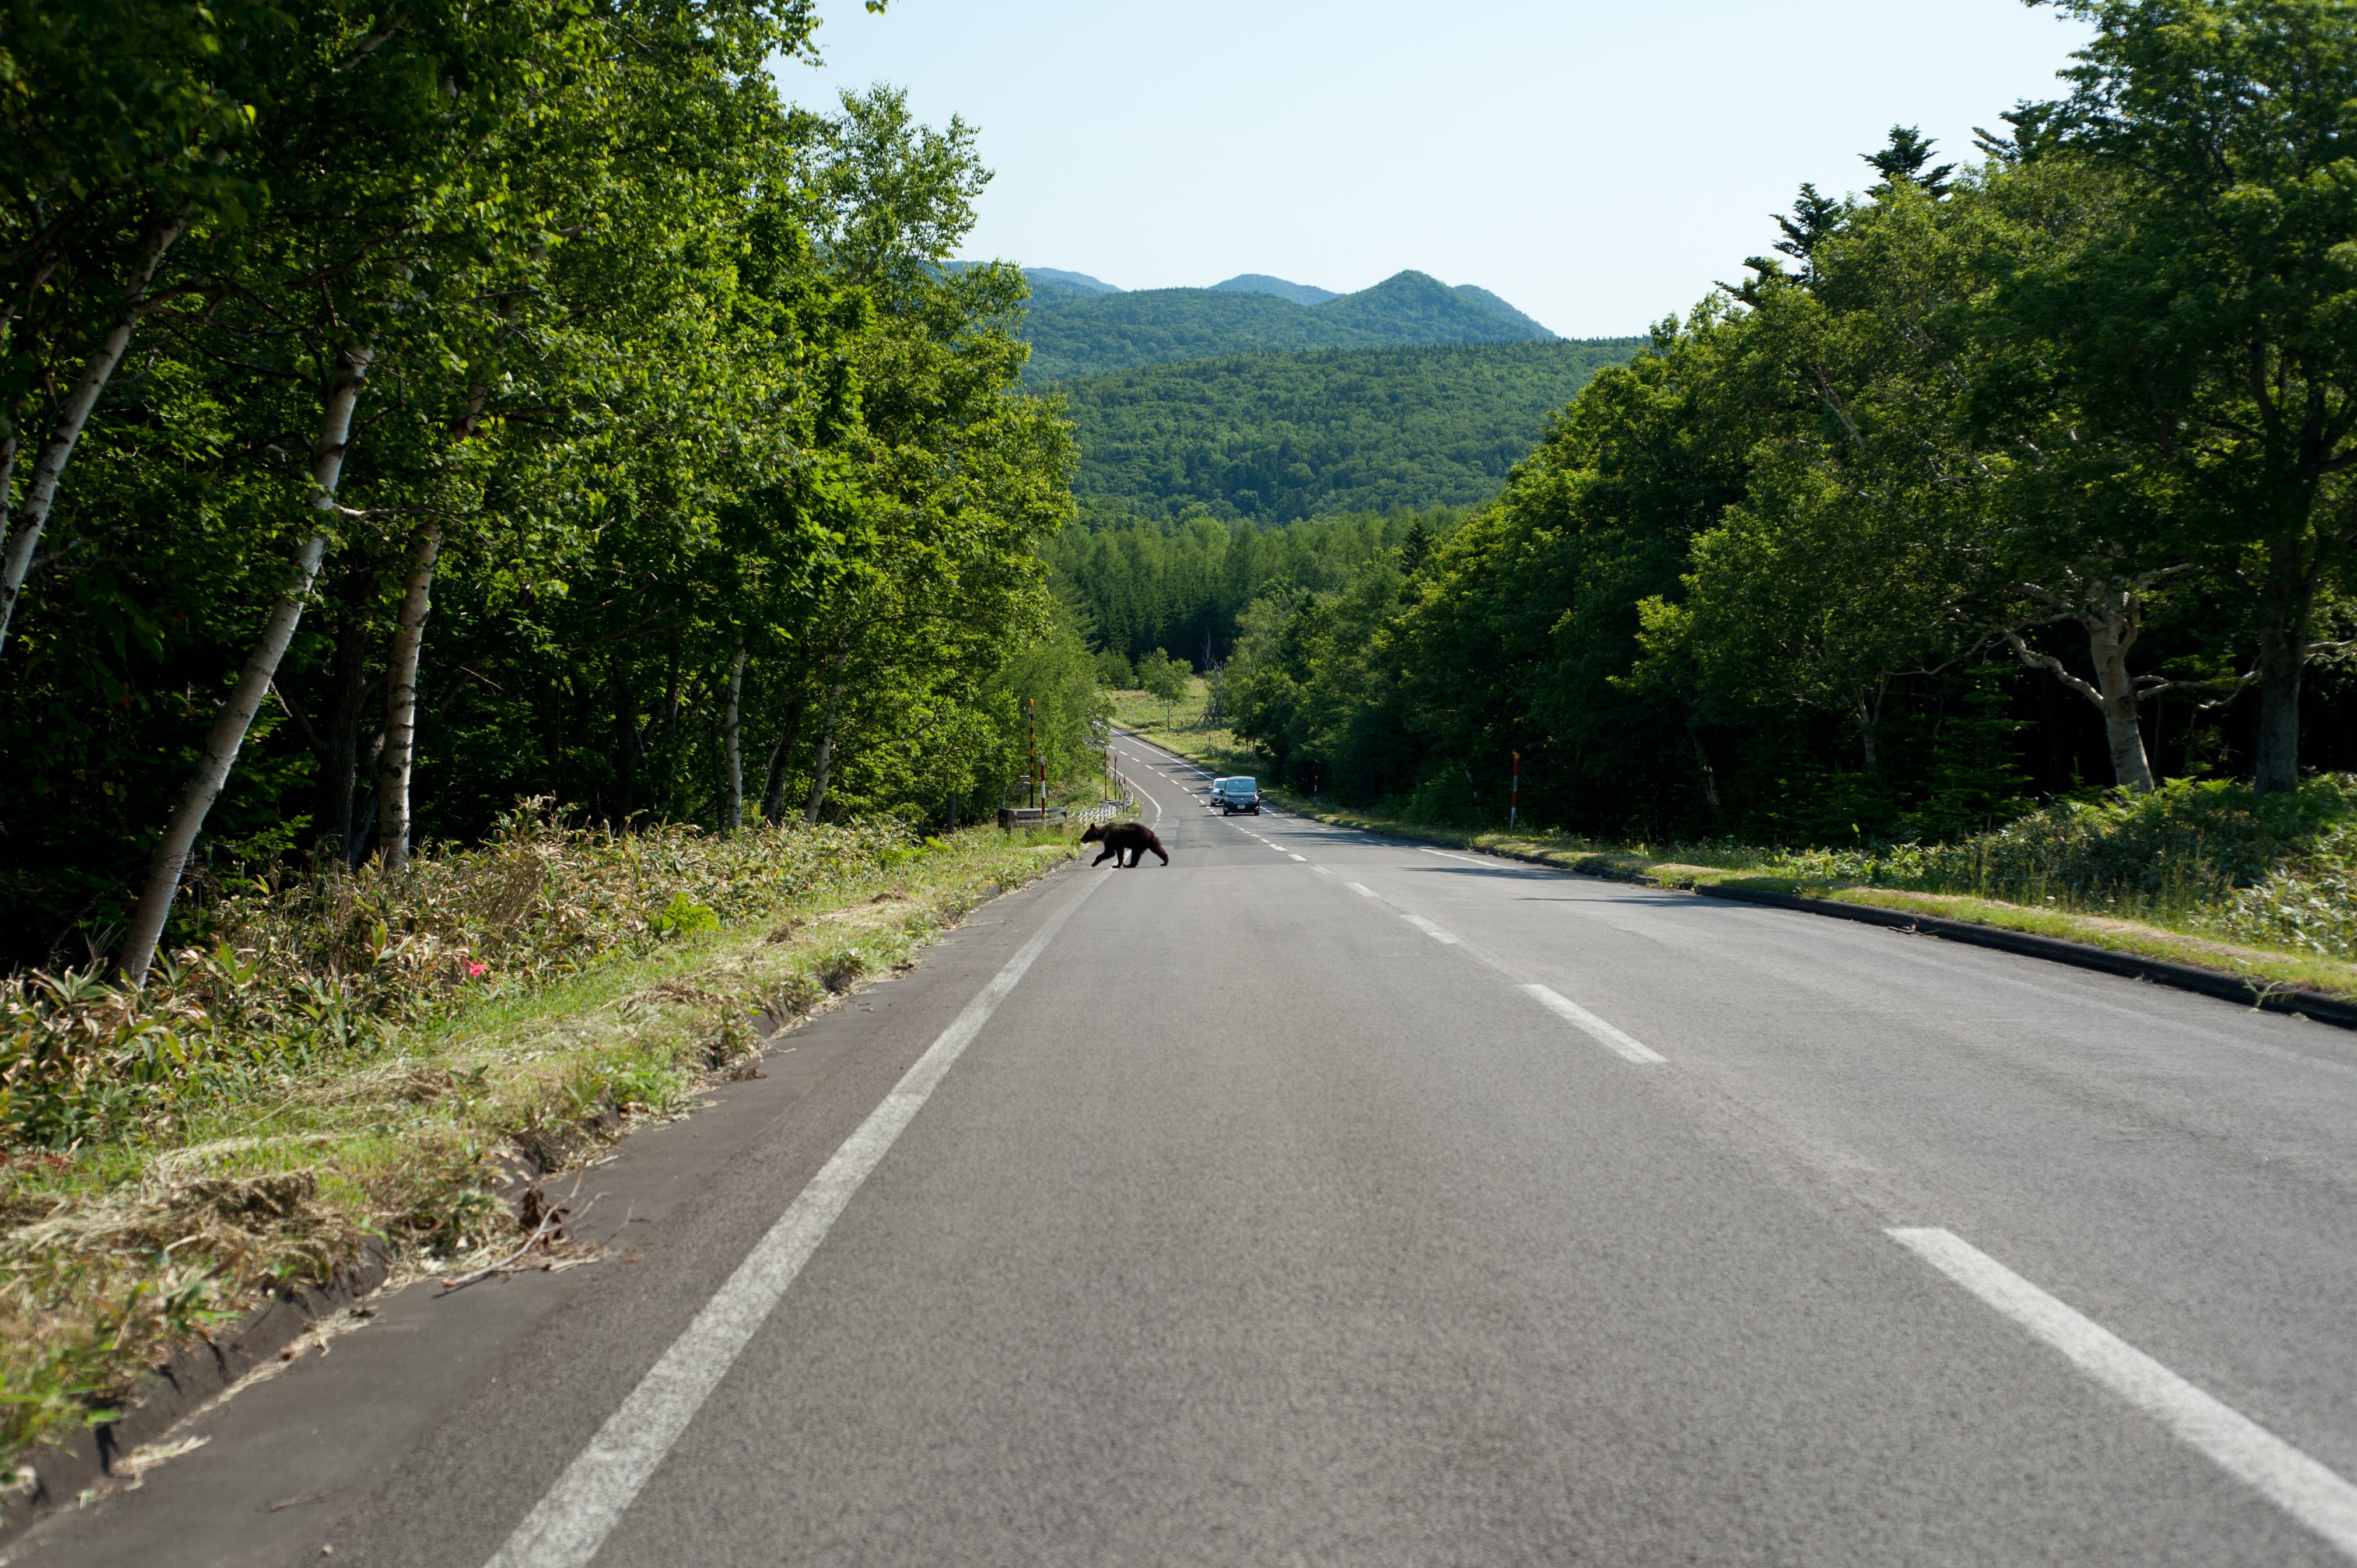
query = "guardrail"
xmin=999 ymin=799 xmax=1131 ymax=830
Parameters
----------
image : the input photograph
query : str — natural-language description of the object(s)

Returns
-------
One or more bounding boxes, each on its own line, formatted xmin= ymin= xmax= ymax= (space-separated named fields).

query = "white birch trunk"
xmin=118 ymin=343 xmax=372 ymax=982
xmin=802 ymin=678 xmax=845 ymax=824
xmin=377 ymin=522 xmax=443 ymax=871
xmin=2083 ymin=612 xmax=2158 ymax=794
xmin=0 ymin=215 xmax=186 ymax=659
xmin=2003 ymin=577 xmax=2159 ymax=795
xmin=721 ymin=635 xmax=746 ymax=835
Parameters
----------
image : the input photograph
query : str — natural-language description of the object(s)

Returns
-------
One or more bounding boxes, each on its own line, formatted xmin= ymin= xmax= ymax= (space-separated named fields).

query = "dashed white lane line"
xmin=1348 ymin=883 xmax=1379 ymax=899
xmin=482 ymin=872 xmax=1108 ymax=1568
xmin=1401 ymin=913 xmax=1462 ymax=945
xmin=1890 ymin=1227 xmax=2357 ymax=1560
xmin=1522 ymin=985 xmax=1665 ymax=1064
xmin=1312 ymin=866 xmax=1334 ymax=876
xmin=1288 ymin=853 xmax=1307 ymax=862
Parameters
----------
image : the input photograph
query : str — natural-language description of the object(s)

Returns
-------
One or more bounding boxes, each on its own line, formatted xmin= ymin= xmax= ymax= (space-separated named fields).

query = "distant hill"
xmin=1021 ymin=269 xmax=1561 ymax=381
xmin=1211 ymin=273 xmax=1341 ymax=306
xmin=1055 ymin=338 xmax=1646 ymax=523
xmin=1022 ymin=267 xmax=1121 ymax=300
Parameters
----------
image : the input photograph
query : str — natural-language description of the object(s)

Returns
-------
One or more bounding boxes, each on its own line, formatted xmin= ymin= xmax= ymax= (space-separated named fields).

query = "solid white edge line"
xmin=1889 ymin=1227 xmax=2357 ymax=1560
xmin=482 ymin=872 xmax=1109 ymax=1568
xmin=1417 ymin=847 xmax=1492 ymax=867
xmin=1521 ymin=984 xmax=1666 ymax=1064
xmin=1401 ymin=913 xmax=1462 ymax=945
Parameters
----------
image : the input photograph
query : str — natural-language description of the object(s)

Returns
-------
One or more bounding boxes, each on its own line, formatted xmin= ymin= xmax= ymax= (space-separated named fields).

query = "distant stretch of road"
xmin=30 ymin=731 xmax=2357 ymax=1565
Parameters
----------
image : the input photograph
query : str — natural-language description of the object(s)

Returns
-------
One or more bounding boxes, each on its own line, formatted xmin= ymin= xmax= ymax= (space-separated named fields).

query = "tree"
xmin=2013 ymin=0 xmax=2357 ymax=792
xmin=1138 ymin=646 xmax=1189 ymax=729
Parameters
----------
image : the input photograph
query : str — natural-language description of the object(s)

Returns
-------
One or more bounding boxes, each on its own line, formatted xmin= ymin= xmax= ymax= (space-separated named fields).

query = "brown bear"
xmin=1082 ymin=821 xmax=1168 ymax=868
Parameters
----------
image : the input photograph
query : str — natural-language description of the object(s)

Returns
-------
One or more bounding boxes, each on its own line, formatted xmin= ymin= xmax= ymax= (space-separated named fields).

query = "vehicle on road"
xmin=1211 ymin=776 xmax=1261 ymax=814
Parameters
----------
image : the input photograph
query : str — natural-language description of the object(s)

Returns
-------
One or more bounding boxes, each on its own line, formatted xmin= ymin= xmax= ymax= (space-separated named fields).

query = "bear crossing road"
xmin=1081 ymin=822 xmax=1168 ymax=868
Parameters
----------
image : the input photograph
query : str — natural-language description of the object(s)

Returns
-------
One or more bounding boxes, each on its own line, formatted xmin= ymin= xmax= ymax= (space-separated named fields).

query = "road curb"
xmin=1 ymin=1242 xmax=393 ymax=1544
xmin=1690 ymin=882 xmax=2357 ymax=1030
xmin=1456 ymin=841 xmax=2357 ymax=1032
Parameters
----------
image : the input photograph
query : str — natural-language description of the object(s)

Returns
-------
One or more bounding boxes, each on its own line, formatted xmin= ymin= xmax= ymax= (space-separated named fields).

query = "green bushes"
xmin=1766 ymin=776 xmax=2357 ymax=953
xmin=0 ymin=809 xmax=904 ymax=1149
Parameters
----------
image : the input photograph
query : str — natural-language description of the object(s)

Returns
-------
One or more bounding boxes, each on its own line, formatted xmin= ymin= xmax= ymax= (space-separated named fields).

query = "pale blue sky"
xmin=781 ymin=2 xmax=2092 ymax=338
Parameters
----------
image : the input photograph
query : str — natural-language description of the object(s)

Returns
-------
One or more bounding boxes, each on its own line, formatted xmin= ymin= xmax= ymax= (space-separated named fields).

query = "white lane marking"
xmin=1889 ymin=1227 xmax=2357 ymax=1559
xmin=1521 ymin=985 xmax=1666 ymax=1063
xmin=1418 ymin=847 xmax=1493 ymax=868
xmin=1348 ymin=883 xmax=1379 ymax=898
xmin=1312 ymin=866 xmax=1335 ymax=876
xmin=1127 ymin=776 xmax=1164 ymax=823
xmin=1402 ymin=913 xmax=1462 ymax=945
xmin=483 ymin=874 xmax=1108 ymax=1568
xmin=1288 ymin=853 xmax=1307 ymax=862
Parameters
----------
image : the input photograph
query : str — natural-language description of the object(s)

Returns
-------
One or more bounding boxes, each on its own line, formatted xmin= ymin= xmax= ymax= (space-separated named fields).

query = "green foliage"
xmin=1777 ymin=775 xmax=2357 ymax=942
xmin=1044 ymin=506 xmax=1462 ymax=667
xmin=1055 ymin=341 xmax=1644 ymax=523
xmin=1137 ymin=647 xmax=1191 ymax=703
xmin=1020 ymin=269 xmax=1567 ymax=381
xmin=0 ymin=25 xmax=1081 ymax=963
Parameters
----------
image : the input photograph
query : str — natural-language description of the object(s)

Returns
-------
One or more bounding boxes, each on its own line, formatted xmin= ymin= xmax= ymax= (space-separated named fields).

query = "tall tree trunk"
xmin=720 ymin=634 xmax=746 ymax=835
xmin=802 ymin=677 xmax=846 ymax=824
xmin=0 ymin=214 xmax=186 ymax=660
xmin=317 ymin=569 xmax=374 ymax=867
xmin=2082 ymin=611 xmax=2158 ymax=795
xmin=759 ymin=689 xmax=808 ymax=825
xmin=2004 ymin=584 xmax=2159 ymax=795
xmin=377 ymin=523 xmax=442 ymax=870
xmin=118 ymin=343 xmax=372 ymax=982
xmin=2250 ymin=529 xmax=2316 ymax=797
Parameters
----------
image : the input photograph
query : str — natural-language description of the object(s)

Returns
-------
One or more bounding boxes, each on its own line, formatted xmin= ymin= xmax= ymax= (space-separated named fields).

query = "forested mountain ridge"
xmin=1020 ymin=269 xmax=1562 ymax=380
xmin=1210 ymin=274 xmax=1342 ymax=305
xmin=1058 ymin=339 xmax=1645 ymax=522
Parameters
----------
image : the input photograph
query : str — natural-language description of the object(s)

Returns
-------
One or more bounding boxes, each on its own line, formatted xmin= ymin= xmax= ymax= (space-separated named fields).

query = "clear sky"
xmin=780 ymin=1 xmax=2093 ymax=339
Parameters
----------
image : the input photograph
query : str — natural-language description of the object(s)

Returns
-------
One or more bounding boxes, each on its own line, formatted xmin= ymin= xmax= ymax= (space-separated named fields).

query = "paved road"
xmin=23 ymin=731 xmax=2357 ymax=1565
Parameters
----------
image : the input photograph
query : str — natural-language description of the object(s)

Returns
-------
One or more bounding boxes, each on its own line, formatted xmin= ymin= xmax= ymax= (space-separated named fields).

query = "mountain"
xmin=1022 ymin=267 xmax=1121 ymax=299
xmin=1211 ymin=273 xmax=1341 ymax=306
xmin=1055 ymin=338 xmax=1645 ymax=523
xmin=1451 ymin=284 xmax=1554 ymax=338
xmin=1021 ymin=269 xmax=1560 ymax=381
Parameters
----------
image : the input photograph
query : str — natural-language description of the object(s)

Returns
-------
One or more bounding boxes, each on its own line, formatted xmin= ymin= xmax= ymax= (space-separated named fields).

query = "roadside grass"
xmin=0 ymin=819 xmax=1077 ymax=1478
xmin=1105 ymin=681 xmax=1262 ymax=778
xmin=1122 ymin=720 xmax=2357 ymax=1004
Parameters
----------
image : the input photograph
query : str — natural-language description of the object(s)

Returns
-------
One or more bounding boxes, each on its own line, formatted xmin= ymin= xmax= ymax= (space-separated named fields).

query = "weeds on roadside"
xmin=0 ymin=811 xmax=1074 ymax=1479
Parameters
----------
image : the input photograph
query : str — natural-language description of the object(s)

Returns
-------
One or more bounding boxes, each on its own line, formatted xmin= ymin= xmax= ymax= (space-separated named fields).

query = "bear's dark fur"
xmin=1082 ymin=822 xmax=1168 ymax=867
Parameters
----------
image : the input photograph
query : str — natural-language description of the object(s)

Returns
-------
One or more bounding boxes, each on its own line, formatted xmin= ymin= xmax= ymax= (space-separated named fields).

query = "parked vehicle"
xmin=1211 ymin=776 xmax=1261 ymax=815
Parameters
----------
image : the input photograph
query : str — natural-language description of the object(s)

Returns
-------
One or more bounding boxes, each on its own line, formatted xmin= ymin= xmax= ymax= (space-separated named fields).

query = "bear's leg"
xmin=1092 ymin=846 xmax=1117 ymax=866
xmin=1150 ymin=840 xmax=1168 ymax=865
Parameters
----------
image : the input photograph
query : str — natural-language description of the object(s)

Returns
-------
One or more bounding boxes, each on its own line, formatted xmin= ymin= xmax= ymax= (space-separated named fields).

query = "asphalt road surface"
xmin=23 ymin=731 xmax=2357 ymax=1566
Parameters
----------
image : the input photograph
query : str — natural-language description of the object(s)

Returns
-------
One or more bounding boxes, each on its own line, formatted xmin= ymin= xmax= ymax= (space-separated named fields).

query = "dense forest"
xmin=1059 ymin=341 xmax=1644 ymax=522
xmin=1105 ymin=2 xmax=2357 ymax=843
xmin=0 ymin=1 xmax=1097 ymax=967
xmin=1045 ymin=508 xmax=1462 ymax=668
xmin=1020 ymin=269 xmax=1559 ymax=381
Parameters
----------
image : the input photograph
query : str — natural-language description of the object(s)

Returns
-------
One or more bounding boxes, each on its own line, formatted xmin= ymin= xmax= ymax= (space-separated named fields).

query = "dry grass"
xmin=0 ymin=813 xmax=1078 ymax=1479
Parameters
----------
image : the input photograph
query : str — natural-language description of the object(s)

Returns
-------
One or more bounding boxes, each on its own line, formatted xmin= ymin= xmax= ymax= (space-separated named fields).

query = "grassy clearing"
xmin=0 ymin=816 xmax=1077 ymax=1476
xmin=1105 ymin=680 xmax=1263 ymax=778
xmin=1128 ymin=719 xmax=2357 ymax=1004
